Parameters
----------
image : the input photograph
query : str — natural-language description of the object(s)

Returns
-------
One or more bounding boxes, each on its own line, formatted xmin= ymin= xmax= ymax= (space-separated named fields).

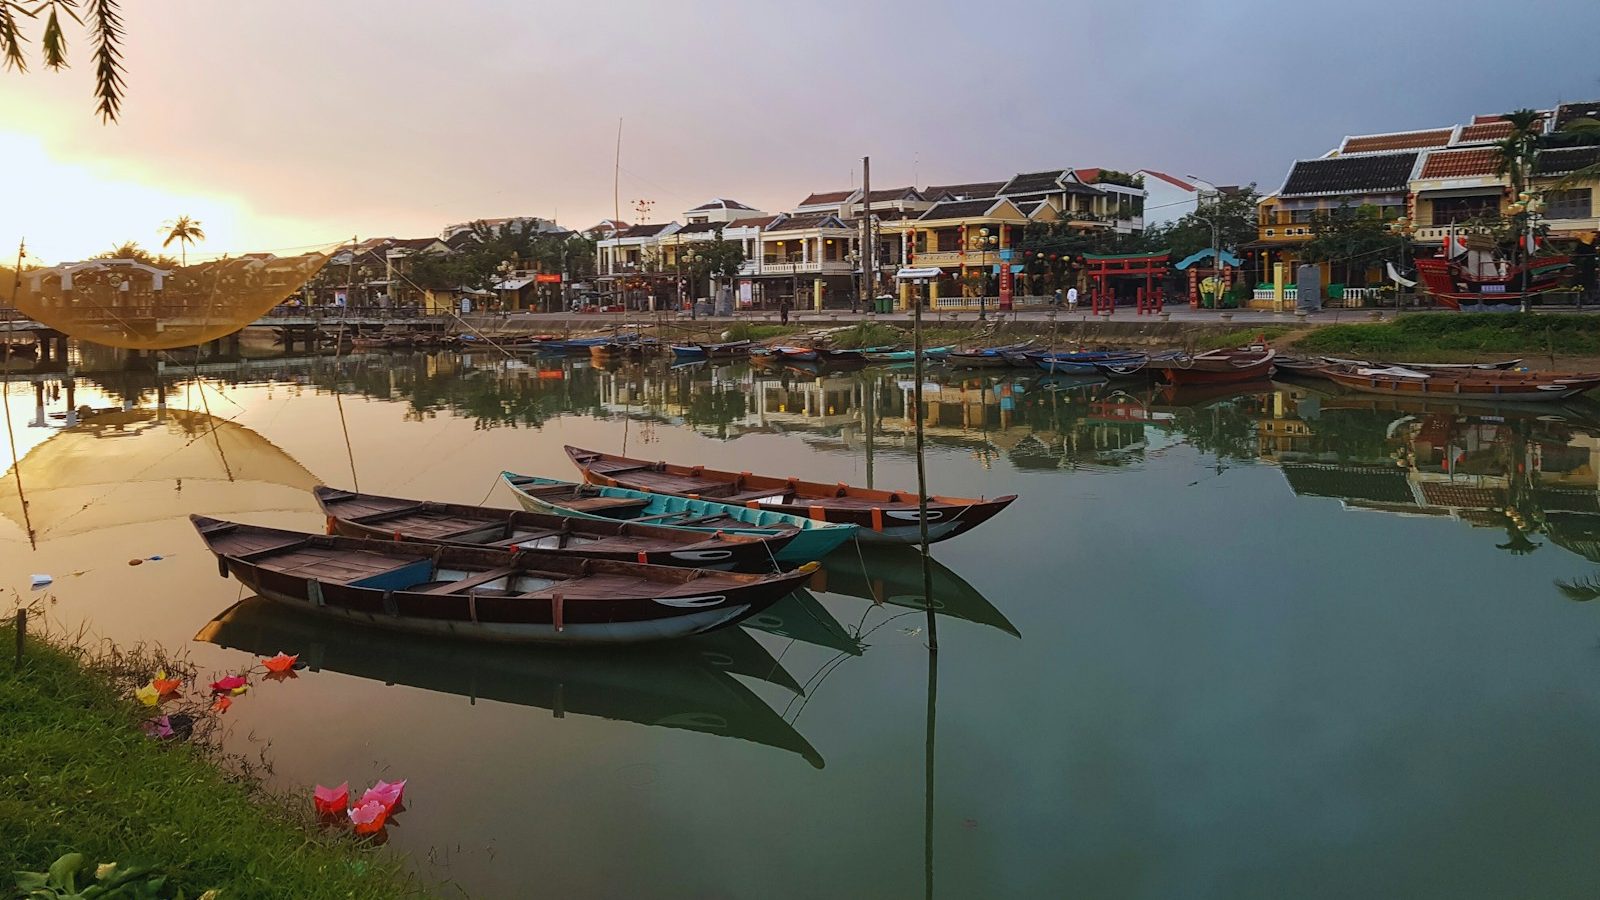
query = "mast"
xmin=614 ymin=118 xmax=623 ymax=223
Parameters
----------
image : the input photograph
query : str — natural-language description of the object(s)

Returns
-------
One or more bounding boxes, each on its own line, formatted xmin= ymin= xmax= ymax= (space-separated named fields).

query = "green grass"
xmin=0 ymin=622 xmax=425 ymax=899
xmin=1193 ymin=325 xmax=1295 ymax=351
xmin=721 ymin=322 xmax=799 ymax=342
xmin=828 ymin=322 xmax=907 ymax=349
xmin=1294 ymin=313 xmax=1600 ymax=358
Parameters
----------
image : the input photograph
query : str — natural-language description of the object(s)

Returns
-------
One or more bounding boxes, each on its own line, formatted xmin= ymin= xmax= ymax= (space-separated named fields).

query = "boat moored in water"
xmin=191 ymin=516 xmax=817 ymax=644
xmin=1151 ymin=348 xmax=1277 ymax=385
xmin=314 ymin=486 xmax=795 ymax=571
xmin=500 ymin=473 xmax=857 ymax=562
xmin=1322 ymin=365 xmax=1600 ymax=402
xmin=564 ymin=445 xmax=1017 ymax=544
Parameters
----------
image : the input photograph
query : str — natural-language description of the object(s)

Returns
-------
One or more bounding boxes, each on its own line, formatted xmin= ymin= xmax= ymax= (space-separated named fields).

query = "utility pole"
xmin=861 ymin=156 xmax=873 ymax=312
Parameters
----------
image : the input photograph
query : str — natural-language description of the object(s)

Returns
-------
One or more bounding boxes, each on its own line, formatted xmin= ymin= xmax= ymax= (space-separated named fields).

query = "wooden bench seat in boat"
xmin=419 ymin=567 xmax=521 ymax=595
xmin=561 ymin=496 xmax=652 ymax=514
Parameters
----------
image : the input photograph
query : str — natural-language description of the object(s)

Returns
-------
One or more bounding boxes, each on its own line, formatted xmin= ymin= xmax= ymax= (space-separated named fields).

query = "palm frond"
xmin=0 ymin=1 xmax=32 ymax=73
xmin=1555 ymin=575 xmax=1600 ymax=602
xmin=85 ymin=0 xmax=125 ymax=123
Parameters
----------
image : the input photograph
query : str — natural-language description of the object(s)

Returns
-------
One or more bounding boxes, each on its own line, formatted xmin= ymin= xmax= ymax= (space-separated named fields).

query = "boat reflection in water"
xmin=810 ymin=546 xmax=1020 ymax=638
xmin=195 ymin=596 xmax=824 ymax=768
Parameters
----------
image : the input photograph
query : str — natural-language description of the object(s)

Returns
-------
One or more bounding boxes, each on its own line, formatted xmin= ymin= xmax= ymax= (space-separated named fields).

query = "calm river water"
xmin=5 ymin=347 xmax=1600 ymax=898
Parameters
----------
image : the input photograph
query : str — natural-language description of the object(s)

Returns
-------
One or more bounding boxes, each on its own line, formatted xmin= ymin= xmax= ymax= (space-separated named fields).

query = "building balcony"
xmin=908 ymin=250 xmax=1009 ymax=268
xmin=742 ymin=260 xmax=855 ymax=276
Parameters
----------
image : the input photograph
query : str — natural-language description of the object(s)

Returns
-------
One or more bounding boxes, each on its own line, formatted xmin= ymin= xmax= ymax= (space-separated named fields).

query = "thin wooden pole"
xmin=923 ymin=624 xmax=938 ymax=900
xmin=912 ymin=279 xmax=936 ymax=651
xmin=4 ymin=240 xmax=36 ymax=549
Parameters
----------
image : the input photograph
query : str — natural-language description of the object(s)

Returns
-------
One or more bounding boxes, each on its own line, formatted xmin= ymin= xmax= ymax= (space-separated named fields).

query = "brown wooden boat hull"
xmin=1324 ymin=369 xmax=1600 ymax=402
xmin=314 ymin=486 xmax=793 ymax=571
xmin=565 ymin=446 xmax=1016 ymax=545
xmin=191 ymin=516 xmax=815 ymax=644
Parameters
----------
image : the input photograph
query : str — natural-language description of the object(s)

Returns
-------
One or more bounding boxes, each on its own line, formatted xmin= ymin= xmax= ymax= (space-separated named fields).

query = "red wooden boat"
xmin=191 ymin=516 xmax=817 ymax=644
xmin=1323 ymin=365 xmax=1600 ymax=402
xmin=564 ymin=446 xmax=1016 ymax=545
xmin=1415 ymin=256 xmax=1572 ymax=310
xmin=314 ymin=486 xmax=795 ymax=571
xmin=1152 ymin=348 xmax=1276 ymax=385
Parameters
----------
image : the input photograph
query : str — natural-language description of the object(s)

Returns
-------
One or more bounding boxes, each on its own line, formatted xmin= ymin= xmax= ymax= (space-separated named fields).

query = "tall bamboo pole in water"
xmin=3 ymin=240 xmax=36 ymax=549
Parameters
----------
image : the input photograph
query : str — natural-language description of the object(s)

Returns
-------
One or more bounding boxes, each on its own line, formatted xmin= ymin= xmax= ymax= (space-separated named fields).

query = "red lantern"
xmin=1049 ymin=253 xmax=1057 ymax=260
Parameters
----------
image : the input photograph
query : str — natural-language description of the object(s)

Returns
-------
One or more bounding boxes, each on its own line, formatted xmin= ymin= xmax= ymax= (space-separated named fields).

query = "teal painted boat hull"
xmin=501 ymin=472 xmax=857 ymax=563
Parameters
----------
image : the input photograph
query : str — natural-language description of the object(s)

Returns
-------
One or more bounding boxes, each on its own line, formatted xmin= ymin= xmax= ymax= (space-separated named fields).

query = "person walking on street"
xmin=1066 ymin=285 xmax=1079 ymax=312
xmin=779 ymin=294 xmax=791 ymax=325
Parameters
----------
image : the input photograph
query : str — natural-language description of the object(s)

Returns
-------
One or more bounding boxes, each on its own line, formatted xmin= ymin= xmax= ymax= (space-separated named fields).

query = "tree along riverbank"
xmin=0 ymin=617 xmax=427 ymax=899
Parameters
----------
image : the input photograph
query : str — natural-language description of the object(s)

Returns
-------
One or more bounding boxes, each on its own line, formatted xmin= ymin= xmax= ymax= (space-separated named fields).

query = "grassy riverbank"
xmin=0 ymin=620 xmax=425 ymax=899
xmin=1294 ymin=313 xmax=1600 ymax=360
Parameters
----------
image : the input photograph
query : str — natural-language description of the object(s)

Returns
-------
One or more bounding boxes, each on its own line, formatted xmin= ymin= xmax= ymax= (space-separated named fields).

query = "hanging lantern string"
xmin=3 ymin=239 xmax=37 ymax=549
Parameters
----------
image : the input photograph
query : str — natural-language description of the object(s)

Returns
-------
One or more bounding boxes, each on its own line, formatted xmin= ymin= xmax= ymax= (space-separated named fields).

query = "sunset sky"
xmin=2 ymin=0 xmax=1597 ymax=264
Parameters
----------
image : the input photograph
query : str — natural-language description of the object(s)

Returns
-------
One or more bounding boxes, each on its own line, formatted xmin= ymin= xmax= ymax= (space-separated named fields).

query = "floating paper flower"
xmin=348 ymin=800 xmax=388 ymax=834
xmin=151 ymin=670 xmax=182 ymax=695
xmin=261 ymin=652 xmax=298 ymax=674
xmin=360 ymin=779 xmax=406 ymax=812
xmin=211 ymin=695 xmax=232 ymax=713
xmin=313 ymin=783 xmax=349 ymax=816
xmin=134 ymin=684 xmax=160 ymax=707
xmin=210 ymin=675 xmax=247 ymax=693
xmin=141 ymin=716 xmax=174 ymax=739
xmin=230 ymin=684 xmax=249 ymax=696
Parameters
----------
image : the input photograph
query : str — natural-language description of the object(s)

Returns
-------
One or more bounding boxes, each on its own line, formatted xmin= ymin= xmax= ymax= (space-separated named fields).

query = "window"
xmin=1290 ymin=209 xmax=1314 ymax=224
xmin=1429 ymin=195 xmax=1500 ymax=225
xmin=1545 ymin=188 xmax=1593 ymax=220
xmin=1259 ymin=206 xmax=1276 ymax=226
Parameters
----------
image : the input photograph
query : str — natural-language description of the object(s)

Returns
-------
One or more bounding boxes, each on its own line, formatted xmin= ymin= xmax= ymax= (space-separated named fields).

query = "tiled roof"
xmin=585 ymin=219 xmax=630 ymax=233
xmin=861 ymin=187 xmax=921 ymax=202
xmin=387 ymin=237 xmax=445 ymax=252
xmin=1535 ymin=145 xmax=1600 ymax=176
xmin=764 ymin=212 xmax=847 ymax=232
xmin=919 ymin=199 xmax=1013 ymax=220
xmin=674 ymin=221 xmax=724 ymax=234
xmin=798 ymin=190 xmax=852 ymax=206
xmin=689 ymin=198 xmax=756 ymax=211
xmin=1555 ymin=101 xmax=1600 ymax=130
xmin=1342 ymin=129 xmax=1452 ymax=154
xmin=1000 ymin=170 xmax=1066 ymax=195
xmin=1016 ymin=200 xmax=1044 ymax=216
xmin=1458 ymin=121 xmax=1515 ymax=143
xmin=618 ymin=223 xmax=672 ymax=238
xmin=1419 ymin=148 xmax=1500 ymax=179
xmin=926 ymin=181 xmax=1005 ymax=200
xmin=726 ymin=215 xmax=780 ymax=229
xmin=1280 ymin=152 xmax=1418 ymax=197
xmin=1139 ymin=170 xmax=1197 ymax=192
xmin=1282 ymin=465 xmax=1413 ymax=504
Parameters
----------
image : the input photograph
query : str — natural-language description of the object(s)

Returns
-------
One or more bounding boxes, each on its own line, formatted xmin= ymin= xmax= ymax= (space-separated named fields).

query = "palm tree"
xmin=1493 ymin=108 xmax=1545 ymax=198
xmin=160 ymin=215 xmax=205 ymax=266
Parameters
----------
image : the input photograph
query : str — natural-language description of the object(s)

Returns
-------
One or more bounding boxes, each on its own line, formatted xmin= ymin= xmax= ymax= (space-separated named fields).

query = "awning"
xmin=990 ymin=264 xmax=1025 ymax=274
xmin=494 ymin=277 xmax=534 ymax=291
xmin=896 ymin=267 xmax=943 ymax=280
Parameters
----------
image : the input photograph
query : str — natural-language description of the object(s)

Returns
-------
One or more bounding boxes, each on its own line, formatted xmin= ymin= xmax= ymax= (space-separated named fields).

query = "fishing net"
xmin=0 ymin=406 xmax=320 ymax=542
xmin=8 ymin=251 xmax=331 ymax=350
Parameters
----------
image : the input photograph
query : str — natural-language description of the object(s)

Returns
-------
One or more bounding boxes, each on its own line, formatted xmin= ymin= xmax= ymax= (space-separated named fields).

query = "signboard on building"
xmin=534 ymin=273 xmax=562 ymax=284
xmin=998 ymin=263 xmax=1014 ymax=310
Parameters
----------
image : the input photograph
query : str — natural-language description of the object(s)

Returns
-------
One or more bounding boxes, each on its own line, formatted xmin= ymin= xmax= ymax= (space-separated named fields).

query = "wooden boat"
xmin=1272 ymin=354 xmax=1333 ymax=377
xmin=946 ymin=342 xmax=1033 ymax=368
xmin=1320 ymin=356 xmax=1523 ymax=371
xmin=197 ymin=596 xmax=825 ymax=767
xmin=501 ymin=473 xmax=856 ymax=562
xmin=565 ymin=445 xmax=1017 ymax=545
xmin=1323 ymin=365 xmax=1600 ymax=402
xmin=862 ymin=346 xmax=953 ymax=364
xmin=1415 ymin=255 xmax=1572 ymax=310
xmin=1029 ymin=350 xmax=1145 ymax=376
xmin=701 ymin=339 xmax=754 ymax=358
xmin=1152 ymin=348 xmax=1276 ymax=385
xmin=314 ymin=486 xmax=795 ymax=571
xmin=350 ymin=335 xmax=392 ymax=350
xmin=191 ymin=516 xmax=818 ymax=644
xmin=771 ymin=345 xmax=821 ymax=362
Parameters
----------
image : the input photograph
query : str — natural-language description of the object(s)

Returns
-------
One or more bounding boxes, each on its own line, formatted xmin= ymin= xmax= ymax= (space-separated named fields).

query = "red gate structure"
xmin=1083 ymin=252 xmax=1170 ymax=315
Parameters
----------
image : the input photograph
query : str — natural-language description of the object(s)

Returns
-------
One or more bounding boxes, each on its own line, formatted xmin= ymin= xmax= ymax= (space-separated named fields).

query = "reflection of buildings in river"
xmin=1280 ymin=408 xmax=1600 ymax=551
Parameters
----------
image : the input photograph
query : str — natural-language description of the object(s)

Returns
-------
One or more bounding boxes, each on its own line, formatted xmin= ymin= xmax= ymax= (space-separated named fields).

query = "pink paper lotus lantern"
xmin=313 ymin=783 xmax=349 ymax=816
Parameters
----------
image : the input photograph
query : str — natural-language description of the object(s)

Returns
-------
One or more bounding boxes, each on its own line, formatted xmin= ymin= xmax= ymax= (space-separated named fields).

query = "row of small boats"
xmin=192 ymin=444 xmax=1016 ymax=647
xmin=1273 ymin=354 xmax=1600 ymax=401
